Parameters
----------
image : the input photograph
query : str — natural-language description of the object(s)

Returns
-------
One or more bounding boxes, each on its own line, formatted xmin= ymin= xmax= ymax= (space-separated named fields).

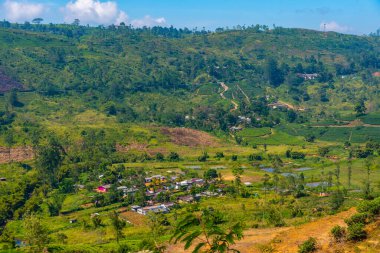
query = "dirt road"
xmin=219 ymin=82 xmax=239 ymax=112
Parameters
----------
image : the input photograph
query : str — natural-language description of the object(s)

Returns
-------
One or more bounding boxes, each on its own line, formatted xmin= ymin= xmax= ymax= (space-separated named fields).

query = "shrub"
xmin=231 ymin=155 xmax=238 ymax=161
xmin=291 ymin=151 xmax=305 ymax=159
xmin=345 ymin=213 xmax=373 ymax=226
xmin=330 ymin=225 xmax=346 ymax=242
xmin=347 ymin=223 xmax=367 ymax=241
xmin=357 ymin=197 xmax=380 ymax=215
xmin=215 ymin=152 xmax=224 ymax=158
xmin=298 ymin=237 xmax=317 ymax=253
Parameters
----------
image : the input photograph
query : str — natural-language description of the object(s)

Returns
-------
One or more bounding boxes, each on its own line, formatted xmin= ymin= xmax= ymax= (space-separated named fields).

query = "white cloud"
xmin=3 ymin=0 xmax=46 ymax=22
xmin=63 ymin=0 xmax=128 ymax=25
xmin=320 ymin=21 xmax=350 ymax=33
xmin=131 ymin=15 xmax=166 ymax=27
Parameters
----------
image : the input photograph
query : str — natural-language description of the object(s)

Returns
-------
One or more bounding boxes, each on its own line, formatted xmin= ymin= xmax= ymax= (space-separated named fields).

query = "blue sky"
xmin=1 ymin=0 xmax=379 ymax=34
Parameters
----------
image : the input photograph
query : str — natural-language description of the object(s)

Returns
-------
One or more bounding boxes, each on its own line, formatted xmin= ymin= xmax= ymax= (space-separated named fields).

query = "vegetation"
xmin=0 ymin=21 xmax=378 ymax=253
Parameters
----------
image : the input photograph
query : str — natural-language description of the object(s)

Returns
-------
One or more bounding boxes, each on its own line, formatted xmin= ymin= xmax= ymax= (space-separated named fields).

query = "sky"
xmin=0 ymin=0 xmax=379 ymax=35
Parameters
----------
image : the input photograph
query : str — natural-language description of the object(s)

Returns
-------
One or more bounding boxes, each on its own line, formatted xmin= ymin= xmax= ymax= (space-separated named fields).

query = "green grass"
xmin=360 ymin=113 xmax=380 ymax=125
xmin=238 ymin=127 xmax=272 ymax=137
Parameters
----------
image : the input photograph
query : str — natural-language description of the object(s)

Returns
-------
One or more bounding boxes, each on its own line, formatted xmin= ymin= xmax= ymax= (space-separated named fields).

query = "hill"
xmin=0 ymin=23 xmax=379 ymax=253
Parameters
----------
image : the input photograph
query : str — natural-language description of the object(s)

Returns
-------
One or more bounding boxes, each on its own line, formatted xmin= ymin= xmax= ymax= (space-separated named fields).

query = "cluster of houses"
xmin=95 ymin=173 xmax=223 ymax=216
xmin=297 ymin=73 xmax=319 ymax=80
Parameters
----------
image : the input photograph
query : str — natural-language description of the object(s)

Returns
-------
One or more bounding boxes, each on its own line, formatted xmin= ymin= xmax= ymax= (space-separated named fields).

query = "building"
xmin=96 ymin=184 xmax=111 ymax=193
xmin=145 ymin=175 xmax=167 ymax=187
xmin=297 ymin=73 xmax=319 ymax=80
xmin=136 ymin=204 xmax=170 ymax=215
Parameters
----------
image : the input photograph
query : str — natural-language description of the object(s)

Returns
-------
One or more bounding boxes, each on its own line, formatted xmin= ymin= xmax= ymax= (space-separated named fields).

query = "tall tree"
xmin=36 ymin=136 xmax=65 ymax=189
xmin=109 ymin=211 xmax=126 ymax=244
xmin=265 ymin=58 xmax=284 ymax=87
xmin=24 ymin=214 xmax=49 ymax=253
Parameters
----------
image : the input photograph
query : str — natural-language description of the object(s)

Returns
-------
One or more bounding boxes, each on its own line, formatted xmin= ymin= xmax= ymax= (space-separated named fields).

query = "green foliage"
xmin=330 ymin=225 xmax=346 ymax=242
xmin=298 ymin=237 xmax=317 ymax=253
xmin=23 ymin=214 xmax=49 ymax=252
xmin=346 ymin=223 xmax=367 ymax=241
xmin=330 ymin=190 xmax=345 ymax=211
xmin=357 ymin=197 xmax=380 ymax=215
xmin=171 ymin=207 xmax=243 ymax=253
xmin=204 ymin=169 xmax=218 ymax=180
xmin=168 ymin=152 xmax=180 ymax=162
xmin=109 ymin=211 xmax=126 ymax=243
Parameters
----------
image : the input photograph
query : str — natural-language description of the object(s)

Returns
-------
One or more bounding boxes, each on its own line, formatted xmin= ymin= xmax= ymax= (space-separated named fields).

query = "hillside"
xmin=0 ymin=23 xmax=379 ymax=253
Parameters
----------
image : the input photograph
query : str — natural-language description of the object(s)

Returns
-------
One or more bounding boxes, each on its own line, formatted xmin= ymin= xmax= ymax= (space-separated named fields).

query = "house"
xmin=184 ymin=165 xmax=202 ymax=170
xmin=96 ymin=184 xmax=111 ymax=193
xmin=230 ymin=126 xmax=243 ymax=132
xmin=117 ymin=186 xmax=138 ymax=195
xmin=178 ymin=195 xmax=195 ymax=203
xmin=137 ymin=204 xmax=170 ymax=215
xmin=131 ymin=205 xmax=141 ymax=212
xmin=0 ymin=177 xmax=6 ymax=182
xmin=268 ymin=102 xmax=288 ymax=110
xmin=145 ymin=175 xmax=167 ymax=187
xmin=297 ymin=73 xmax=319 ymax=80
xmin=238 ymin=116 xmax=252 ymax=124
xmin=74 ymin=184 xmax=85 ymax=190
xmin=319 ymin=192 xmax=330 ymax=197
xmin=69 ymin=219 xmax=77 ymax=224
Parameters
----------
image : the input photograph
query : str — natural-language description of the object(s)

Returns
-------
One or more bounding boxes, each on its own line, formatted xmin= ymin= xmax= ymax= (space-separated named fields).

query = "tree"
xmin=204 ymin=169 xmax=218 ymax=180
xmin=6 ymin=89 xmax=22 ymax=108
xmin=347 ymin=160 xmax=352 ymax=188
xmin=24 ymin=214 xmax=49 ymax=252
xmin=265 ymin=58 xmax=284 ymax=87
xmin=4 ymin=131 xmax=14 ymax=161
xmin=168 ymin=152 xmax=180 ymax=162
xmin=318 ymin=147 xmax=329 ymax=157
xmin=36 ymin=136 xmax=65 ymax=188
xmin=354 ymin=100 xmax=366 ymax=116
xmin=298 ymin=237 xmax=317 ymax=253
xmin=32 ymin=18 xmax=43 ymax=24
xmin=109 ymin=211 xmax=126 ymax=244
xmin=171 ymin=207 xmax=243 ymax=253
xmin=72 ymin=19 xmax=80 ymax=26
xmin=330 ymin=190 xmax=344 ymax=211
xmin=232 ymin=165 xmax=244 ymax=188
xmin=262 ymin=174 xmax=271 ymax=202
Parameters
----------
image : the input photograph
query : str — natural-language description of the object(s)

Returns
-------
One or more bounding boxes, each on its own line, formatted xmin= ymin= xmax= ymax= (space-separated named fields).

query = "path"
xmin=312 ymin=119 xmax=380 ymax=128
xmin=237 ymin=84 xmax=250 ymax=103
xmin=219 ymin=82 xmax=239 ymax=112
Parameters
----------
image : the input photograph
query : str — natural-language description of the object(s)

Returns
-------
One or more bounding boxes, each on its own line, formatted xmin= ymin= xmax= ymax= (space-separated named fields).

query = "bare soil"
xmin=161 ymin=127 xmax=220 ymax=147
xmin=166 ymin=208 xmax=357 ymax=253
xmin=0 ymin=146 xmax=34 ymax=163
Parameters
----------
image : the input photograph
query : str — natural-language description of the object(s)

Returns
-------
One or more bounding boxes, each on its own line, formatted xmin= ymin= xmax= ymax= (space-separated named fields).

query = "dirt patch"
xmin=161 ymin=128 xmax=220 ymax=147
xmin=166 ymin=208 xmax=357 ymax=253
xmin=270 ymin=208 xmax=356 ymax=253
xmin=116 ymin=143 xmax=148 ymax=152
xmin=0 ymin=146 xmax=34 ymax=164
xmin=0 ymin=69 xmax=23 ymax=93
xmin=119 ymin=210 xmax=148 ymax=227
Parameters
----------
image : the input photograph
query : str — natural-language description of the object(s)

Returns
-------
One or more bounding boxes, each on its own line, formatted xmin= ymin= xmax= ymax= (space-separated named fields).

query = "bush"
xmin=347 ymin=223 xmax=367 ymax=241
xmin=291 ymin=151 xmax=305 ymax=159
xmin=298 ymin=237 xmax=317 ymax=253
xmin=330 ymin=225 xmax=346 ymax=242
xmin=345 ymin=213 xmax=373 ymax=226
xmin=231 ymin=155 xmax=238 ymax=161
xmin=215 ymin=152 xmax=224 ymax=158
xmin=357 ymin=197 xmax=380 ymax=215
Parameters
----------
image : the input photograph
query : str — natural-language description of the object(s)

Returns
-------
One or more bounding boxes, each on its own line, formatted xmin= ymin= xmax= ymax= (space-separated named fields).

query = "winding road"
xmin=219 ymin=82 xmax=239 ymax=112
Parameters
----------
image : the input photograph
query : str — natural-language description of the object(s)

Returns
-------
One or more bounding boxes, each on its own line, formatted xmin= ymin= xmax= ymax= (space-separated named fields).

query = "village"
xmin=93 ymin=169 xmax=225 ymax=216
